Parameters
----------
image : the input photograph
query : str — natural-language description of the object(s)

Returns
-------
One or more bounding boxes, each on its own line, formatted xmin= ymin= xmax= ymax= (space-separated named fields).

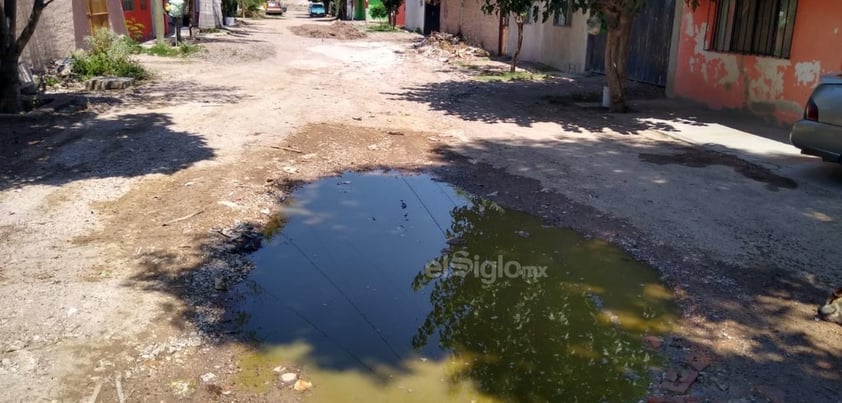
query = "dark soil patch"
xmin=639 ymin=147 xmax=798 ymax=191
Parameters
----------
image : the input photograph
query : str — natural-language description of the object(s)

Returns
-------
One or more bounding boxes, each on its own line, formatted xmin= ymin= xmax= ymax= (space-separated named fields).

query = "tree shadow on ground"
xmin=386 ymin=76 xmax=746 ymax=135
xmin=0 ymin=79 xmax=249 ymax=191
xmin=0 ymin=111 xmax=215 ymax=190
xmin=121 ymin=127 xmax=841 ymax=401
xmin=122 ymin=79 xmax=250 ymax=106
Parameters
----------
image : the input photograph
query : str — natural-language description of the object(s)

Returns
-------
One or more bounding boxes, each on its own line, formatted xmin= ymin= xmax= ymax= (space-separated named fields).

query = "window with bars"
xmin=552 ymin=4 xmax=571 ymax=27
xmin=123 ymin=0 xmax=135 ymax=11
xmin=710 ymin=0 xmax=798 ymax=59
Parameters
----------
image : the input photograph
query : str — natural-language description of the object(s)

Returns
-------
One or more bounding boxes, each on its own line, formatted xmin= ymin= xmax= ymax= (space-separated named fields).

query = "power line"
xmin=401 ymin=176 xmax=446 ymax=236
xmin=246 ymin=280 xmax=381 ymax=375
xmin=281 ymin=233 xmax=403 ymax=362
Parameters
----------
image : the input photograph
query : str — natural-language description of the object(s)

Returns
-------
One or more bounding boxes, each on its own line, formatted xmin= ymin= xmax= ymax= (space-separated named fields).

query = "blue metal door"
xmin=586 ymin=0 xmax=676 ymax=87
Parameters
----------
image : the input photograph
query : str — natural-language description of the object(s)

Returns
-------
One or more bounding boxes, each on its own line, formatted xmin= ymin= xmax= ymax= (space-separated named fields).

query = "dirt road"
xmin=1 ymin=4 xmax=840 ymax=402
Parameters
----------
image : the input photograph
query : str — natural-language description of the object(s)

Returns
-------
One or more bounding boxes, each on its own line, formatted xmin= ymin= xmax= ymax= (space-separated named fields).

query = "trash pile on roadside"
xmin=412 ymin=32 xmax=490 ymax=60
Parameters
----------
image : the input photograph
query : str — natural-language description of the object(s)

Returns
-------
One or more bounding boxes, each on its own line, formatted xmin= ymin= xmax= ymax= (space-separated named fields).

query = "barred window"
xmin=710 ymin=0 xmax=797 ymax=58
xmin=123 ymin=0 xmax=135 ymax=11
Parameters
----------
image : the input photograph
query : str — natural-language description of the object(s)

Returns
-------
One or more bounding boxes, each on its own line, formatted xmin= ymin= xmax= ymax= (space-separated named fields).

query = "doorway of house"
xmin=586 ymin=0 xmax=676 ymax=86
xmin=423 ymin=0 xmax=440 ymax=35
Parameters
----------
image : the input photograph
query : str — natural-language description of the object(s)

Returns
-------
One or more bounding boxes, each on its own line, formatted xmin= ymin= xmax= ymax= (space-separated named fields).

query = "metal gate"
xmin=423 ymin=1 xmax=440 ymax=35
xmin=586 ymin=0 xmax=675 ymax=87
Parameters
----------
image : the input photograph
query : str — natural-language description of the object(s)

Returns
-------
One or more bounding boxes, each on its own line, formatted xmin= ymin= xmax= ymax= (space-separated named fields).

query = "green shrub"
xmin=42 ymin=75 xmax=60 ymax=88
xmin=125 ymin=17 xmax=146 ymax=42
xmin=178 ymin=42 xmax=201 ymax=56
xmin=369 ymin=4 xmax=388 ymax=20
xmin=145 ymin=41 xmax=201 ymax=57
xmin=71 ymin=28 xmax=149 ymax=79
xmin=146 ymin=42 xmax=178 ymax=57
xmin=475 ymin=71 xmax=547 ymax=82
xmin=367 ymin=22 xmax=399 ymax=32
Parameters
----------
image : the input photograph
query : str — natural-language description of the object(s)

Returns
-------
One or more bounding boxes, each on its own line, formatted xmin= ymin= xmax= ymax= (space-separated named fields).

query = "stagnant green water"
xmin=229 ymin=172 xmax=677 ymax=402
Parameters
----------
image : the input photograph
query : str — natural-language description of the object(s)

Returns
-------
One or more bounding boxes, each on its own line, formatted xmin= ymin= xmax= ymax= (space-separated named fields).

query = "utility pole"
xmin=152 ymin=0 xmax=165 ymax=43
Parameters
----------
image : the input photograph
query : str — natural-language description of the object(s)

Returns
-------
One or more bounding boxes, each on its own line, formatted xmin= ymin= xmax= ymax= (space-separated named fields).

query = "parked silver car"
xmin=790 ymin=73 xmax=842 ymax=163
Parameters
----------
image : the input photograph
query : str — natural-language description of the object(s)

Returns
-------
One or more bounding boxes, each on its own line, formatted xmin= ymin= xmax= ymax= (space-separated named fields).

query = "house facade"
xmin=16 ymin=0 xmax=127 ymax=70
xmin=440 ymin=0 xmax=503 ymax=54
xmin=16 ymin=0 xmax=76 ymax=71
xmin=405 ymin=0 xmax=424 ymax=32
xmin=673 ymin=0 xmax=842 ymax=124
xmin=507 ymin=6 xmax=589 ymax=73
xmin=123 ymin=0 xmax=176 ymax=41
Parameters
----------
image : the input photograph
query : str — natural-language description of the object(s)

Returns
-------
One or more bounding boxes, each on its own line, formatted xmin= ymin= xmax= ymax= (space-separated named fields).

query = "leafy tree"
xmin=544 ymin=0 xmax=700 ymax=112
xmin=480 ymin=0 xmax=699 ymax=111
xmin=411 ymin=199 xmax=662 ymax=401
xmin=480 ymin=0 xmax=542 ymax=73
xmin=222 ymin=0 xmax=237 ymax=17
xmin=0 ymin=0 xmax=53 ymax=113
xmin=332 ymin=0 xmax=348 ymax=20
xmin=369 ymin=3 xmax=388 ymax=20
xmin=381 ymin=0 xmax=403 ymax=27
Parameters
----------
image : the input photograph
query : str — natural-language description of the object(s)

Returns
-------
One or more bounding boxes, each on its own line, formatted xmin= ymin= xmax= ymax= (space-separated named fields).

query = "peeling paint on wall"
xmin=685 ymin=17 xmax=739 ymax=87
xmin=794 ymin=61 xmax=821 ymax=87
xmin=673 ymin=0 xmax=842 ymax=125
xmin=749 ymin=58 xmax=789 ymax=101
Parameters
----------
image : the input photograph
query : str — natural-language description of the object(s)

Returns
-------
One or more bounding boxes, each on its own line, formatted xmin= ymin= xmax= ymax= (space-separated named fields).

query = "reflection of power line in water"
xmin=434 ymin=180 xmax=459 ymax=209
xmin=281 ymin=233 xmax=403 ymax=362
xmin=401 ymin=176 xmax=446 ymax=236
xmin=302 ymin=219 xmax=426 ymax=318
xmin=246 ymin=279 xmax=381 ymax=375
xmin=343 ymin=234 xmax=430 ymax=316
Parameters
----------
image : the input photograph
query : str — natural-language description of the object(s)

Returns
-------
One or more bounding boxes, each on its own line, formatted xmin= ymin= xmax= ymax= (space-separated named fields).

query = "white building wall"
xmin=405 ymin=0 xmax=424 ymax=32
xmin=506 ymin=10 xmax=589 ymax=73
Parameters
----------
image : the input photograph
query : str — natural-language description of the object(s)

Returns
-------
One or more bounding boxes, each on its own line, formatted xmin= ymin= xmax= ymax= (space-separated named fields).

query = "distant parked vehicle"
xmin=790 ymin=73 xmax=842 ymax=163
xmin=265 ymin=1 xmax=287 ymax=15
xmin=308 ymin=2 xmax=326 ymax=17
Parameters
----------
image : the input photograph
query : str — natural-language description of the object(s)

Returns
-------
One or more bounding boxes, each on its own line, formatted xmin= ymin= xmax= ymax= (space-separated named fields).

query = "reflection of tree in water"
xmin=411 ymin=199 xmax=655 ymax=402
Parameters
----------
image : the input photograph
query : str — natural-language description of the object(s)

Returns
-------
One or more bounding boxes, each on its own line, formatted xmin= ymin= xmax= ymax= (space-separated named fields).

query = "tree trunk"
xmin=0 ymin=54 xmax=21 ymax=113
xmin=604 ymin=11 xmax=634 ymax=113
xmin=1 ymin=0 xmax=51 ymax=113
xmin=511 ymin=18 xmax=523 ymax=73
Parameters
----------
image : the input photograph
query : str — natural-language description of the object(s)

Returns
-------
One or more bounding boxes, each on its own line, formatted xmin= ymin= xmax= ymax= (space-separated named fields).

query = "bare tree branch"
xmin=15 ymin=0 xmax=49 ymax=57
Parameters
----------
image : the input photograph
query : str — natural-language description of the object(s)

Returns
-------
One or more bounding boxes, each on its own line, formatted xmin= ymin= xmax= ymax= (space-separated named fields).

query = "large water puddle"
xmin=229 ymin=172 xmax=677 ymax=402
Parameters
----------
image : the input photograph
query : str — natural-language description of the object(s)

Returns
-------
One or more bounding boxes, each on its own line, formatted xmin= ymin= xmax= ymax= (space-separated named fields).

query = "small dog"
xmin=818 ymin=289 xmax=842 ymax=324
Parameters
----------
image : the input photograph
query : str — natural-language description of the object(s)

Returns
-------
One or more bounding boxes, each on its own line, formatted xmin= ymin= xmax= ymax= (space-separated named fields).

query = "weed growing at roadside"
xmin=475 ymin=71 xmax=547 ymax=82
xmin=366 ymin=22 xmax=400 ymax=32
xmin=146 ymin=42 xmax=201 ymax=57
xmin=71 ymin=28 xmax=149 ymax=80
xmin=42 ymin=75 xmax=60 ymax=88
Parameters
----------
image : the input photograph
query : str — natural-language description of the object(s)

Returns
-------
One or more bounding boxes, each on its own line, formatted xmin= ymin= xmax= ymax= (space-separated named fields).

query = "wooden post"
xmin=497 ymin=13 xmax=504 ymax=56
xmin=151 ymin=0 xmax=165 ymax=43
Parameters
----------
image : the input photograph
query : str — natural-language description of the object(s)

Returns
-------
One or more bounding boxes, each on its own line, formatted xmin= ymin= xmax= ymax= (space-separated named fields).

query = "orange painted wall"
xmin=674 ymin=0 xmax=842 ymax=124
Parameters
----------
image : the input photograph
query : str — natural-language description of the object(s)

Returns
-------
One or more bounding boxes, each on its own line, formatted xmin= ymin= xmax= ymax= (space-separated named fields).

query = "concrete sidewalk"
xmin=635 ymin=99 xmax=842 ymax=192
